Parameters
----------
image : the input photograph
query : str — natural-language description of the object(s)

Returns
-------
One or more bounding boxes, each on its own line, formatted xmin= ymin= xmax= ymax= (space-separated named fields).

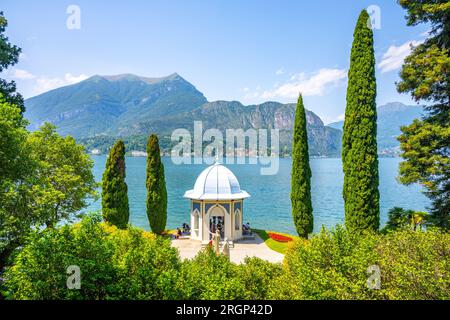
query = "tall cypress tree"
xmin=102 ymin=140 xmax=129 ymax=228
xmin=342 ymin=10 xmax=379 ymax=233
xmin=146 ymin=134 xmax=167 ymax=234
xmin=291 ymin=94 xmax=313 ymax=238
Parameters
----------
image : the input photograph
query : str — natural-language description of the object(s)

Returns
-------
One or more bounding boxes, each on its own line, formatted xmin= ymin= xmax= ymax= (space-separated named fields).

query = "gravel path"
xmin=171 ymin=234 xmax=284 ymax=264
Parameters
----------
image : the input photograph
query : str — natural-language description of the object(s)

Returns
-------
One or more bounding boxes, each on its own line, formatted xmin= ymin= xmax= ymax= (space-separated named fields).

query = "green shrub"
xmin=275 ymin=226 xmax=450 ymax=300
xmin=179 ymin=247 xmax=247 ymax=300
xmin=376 ymin=228 xmax=450 ymax=299
xmin=239 ymin=257 xmax=282 ymax=300
xmin=273 ymin=226 xmax=380 ymax=299
xmin=4 ymin=218 xmax=448 ymax=300
xmin=3 ymin=214 xmax=180 ymax=300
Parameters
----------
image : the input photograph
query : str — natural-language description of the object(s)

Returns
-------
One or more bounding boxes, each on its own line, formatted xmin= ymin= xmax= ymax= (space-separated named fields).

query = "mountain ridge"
xmin=24 ymin=73 xmax=424 ymax=157
xmin=327 ymin=102 xmax=424 ymax=152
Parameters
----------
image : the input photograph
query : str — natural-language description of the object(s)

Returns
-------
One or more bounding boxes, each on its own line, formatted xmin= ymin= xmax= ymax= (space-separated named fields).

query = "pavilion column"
xmin=226 ymin=201 xmax=232 ymax=240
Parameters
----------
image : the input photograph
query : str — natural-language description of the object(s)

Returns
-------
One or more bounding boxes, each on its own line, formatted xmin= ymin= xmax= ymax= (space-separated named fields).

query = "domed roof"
xmin=184 ymin=162 xmax=250 ymax=200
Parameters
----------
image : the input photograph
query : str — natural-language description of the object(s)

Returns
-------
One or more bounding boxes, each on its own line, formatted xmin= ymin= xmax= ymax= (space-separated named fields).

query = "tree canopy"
xmin=146 ymin=134 xmax=167 ymax=235
xmin=342 ymin=10 xmax=379 ymax=233
xmin=0 ymin=12 xmax=24 ymax=113
xmin=397 ymin=0 xmax=450 ymax=229
xmin=102 ymin=140 xmax=130 ymax=229
xmin=291 ymin=94 xmax=313 ymax=238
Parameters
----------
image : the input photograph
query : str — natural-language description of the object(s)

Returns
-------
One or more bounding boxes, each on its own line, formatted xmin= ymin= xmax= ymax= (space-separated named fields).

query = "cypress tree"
xmin=342 ymin=10 xmax=379 ymax=233
xmin=146 ymin=134 xmax=167 ymax=234
xmin=291 ymin=94 xmax=313 ymax=238
xmin=102 ymin=140 xmax=129 ymax=228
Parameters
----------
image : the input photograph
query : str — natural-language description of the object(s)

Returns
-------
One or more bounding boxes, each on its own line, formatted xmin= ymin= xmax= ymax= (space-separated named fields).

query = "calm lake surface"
xmin=87 ymin=157 xmax=429 ymax=235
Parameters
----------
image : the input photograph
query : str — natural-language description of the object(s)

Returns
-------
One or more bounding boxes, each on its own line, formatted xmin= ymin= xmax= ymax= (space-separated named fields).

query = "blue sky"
xmin=2 ymin=0 xmax=428 ymax=123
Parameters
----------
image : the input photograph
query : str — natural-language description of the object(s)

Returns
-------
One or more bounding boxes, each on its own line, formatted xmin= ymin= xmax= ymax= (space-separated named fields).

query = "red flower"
xmin=268 ymin=232 xmax=293 ymax=242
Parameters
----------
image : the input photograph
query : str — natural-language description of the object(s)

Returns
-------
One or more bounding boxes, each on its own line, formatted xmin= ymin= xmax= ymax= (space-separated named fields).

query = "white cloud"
xmin=323 ymin=113 xmax=345 ymax=125
xmin=34 ymin=73 xmax=89 ymax=94
xmin=378 ymin=40 xmax=424 ymax=73
xmin=9 ymin=68 xmax=36 ymax=80
xmin=260 ymin=68 xmax=347 ymax=99
xmin=275 ymin=68 xmax=284 ymax=75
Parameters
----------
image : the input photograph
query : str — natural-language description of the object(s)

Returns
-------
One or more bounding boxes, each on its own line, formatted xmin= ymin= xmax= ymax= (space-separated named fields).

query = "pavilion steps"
xmin=242 ymin=234 xmax=256 ymax=240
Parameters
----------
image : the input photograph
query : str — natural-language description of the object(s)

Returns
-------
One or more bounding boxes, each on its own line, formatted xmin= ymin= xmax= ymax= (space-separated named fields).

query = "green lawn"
xmin=253 ymin=229 xmax=299 ymax=254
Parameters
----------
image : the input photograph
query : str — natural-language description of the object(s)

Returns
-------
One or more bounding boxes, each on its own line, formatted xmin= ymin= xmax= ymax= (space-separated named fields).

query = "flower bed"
xmin=268 ymin=232 xmax=293 ymax=243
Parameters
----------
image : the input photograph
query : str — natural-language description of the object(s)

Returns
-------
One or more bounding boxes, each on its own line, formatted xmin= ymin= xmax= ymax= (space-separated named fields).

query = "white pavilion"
xmin=183 ymin=161 xmax=250 ymax=244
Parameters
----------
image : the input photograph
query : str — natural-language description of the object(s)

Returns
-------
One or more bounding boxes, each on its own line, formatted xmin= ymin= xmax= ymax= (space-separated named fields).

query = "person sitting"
xmin=243 ymin=222 xmax=252 ymax=235
xmin=175 ymin=228 xmax=182 ymax=239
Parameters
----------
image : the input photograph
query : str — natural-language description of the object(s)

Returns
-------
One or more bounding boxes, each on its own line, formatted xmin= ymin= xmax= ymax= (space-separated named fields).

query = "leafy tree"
xmin=342 ymin=10 xmax=379 ymax=233
xmin=291 ymin=94 xmax=313 ymax=238
xmin=28 ymin=123 xmax=98 ymax=228
xmin=0 ymin=97 xmax=36 ymax=272
xmin=0 ymin=12 xmax=24 ymax=113
xmin=397 ymin=0 xmax=450 ymax=229
xmin=146 ymin=134 xmax=167 ymax=234
xmin=102 ymin=140 xmax=129 ymax=229
xmin=1 ymin=110 xmax=97 ymax=273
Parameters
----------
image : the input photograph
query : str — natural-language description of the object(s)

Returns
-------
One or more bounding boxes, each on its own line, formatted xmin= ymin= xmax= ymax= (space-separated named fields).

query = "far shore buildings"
xmin=184 ymin=161 xmax=250 ymax=245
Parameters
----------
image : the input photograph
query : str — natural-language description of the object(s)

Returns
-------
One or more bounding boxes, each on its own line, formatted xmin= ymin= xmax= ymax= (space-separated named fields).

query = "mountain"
xmin=327 ymin=102 xmax=424 ymax=153
xmin=25 ymin=74 xmax=425 ymax=157
xmin=25 ymin=73 xmax=208 ymax=137
xmin=110 ymin=100 xmax=342 ymax=156
xmin=24 ymin=73 xmax=342 ymax=156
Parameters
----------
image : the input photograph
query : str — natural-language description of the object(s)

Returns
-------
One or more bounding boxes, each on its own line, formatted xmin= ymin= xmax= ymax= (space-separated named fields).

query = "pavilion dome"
xmin=184 ymin=162 xmax=250 ymax=200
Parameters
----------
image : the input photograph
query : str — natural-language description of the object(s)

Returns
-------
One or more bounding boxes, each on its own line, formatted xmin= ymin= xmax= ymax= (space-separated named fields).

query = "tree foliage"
xmin=102 ymin=140 xmax=129 ymax=229
xmin=274 ymin=226 xmax=449 ymax=300
xmin=146 ymin=134 xmax=167 ymax=234
xmin=3 ymin=218 xmax=448 ymax=300
xmin=3 ymin=214 xmax=180 ymax=300
xmin=382 ymin=207 xmax=428 ymax=232
xmin=291 ymin=94 xmax=313 ymax=238
xmin=0 ymin=12 xmax=24 ymax=113
xmin=0 ymin=98 xmax=35 ymax=271
xmin=342 ymin=10 xmax=379 ymax=233
xmin=28 ymin=123 xmax=98 ymax=228
xmin=398 ymin=119 xmax=449 ymax=228
xmin=397 ymin=0 xmax=450 ymax=229
xmin=0 ymin=101 xmax=98 ymax=272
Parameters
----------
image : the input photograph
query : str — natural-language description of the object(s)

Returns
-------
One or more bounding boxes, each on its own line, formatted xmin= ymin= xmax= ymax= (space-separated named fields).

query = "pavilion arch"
xmin=205 ymin=204 xmax=228 ymax=240
xmin=192 ymin=209 xmax=200 ymax=237
xmin=234 ymin=209 xmax=241 ymax=231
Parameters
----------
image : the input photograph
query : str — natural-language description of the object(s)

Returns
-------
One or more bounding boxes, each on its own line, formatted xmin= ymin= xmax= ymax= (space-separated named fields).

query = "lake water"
xmin=87 ymin=156 xmax=429 ymax=235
